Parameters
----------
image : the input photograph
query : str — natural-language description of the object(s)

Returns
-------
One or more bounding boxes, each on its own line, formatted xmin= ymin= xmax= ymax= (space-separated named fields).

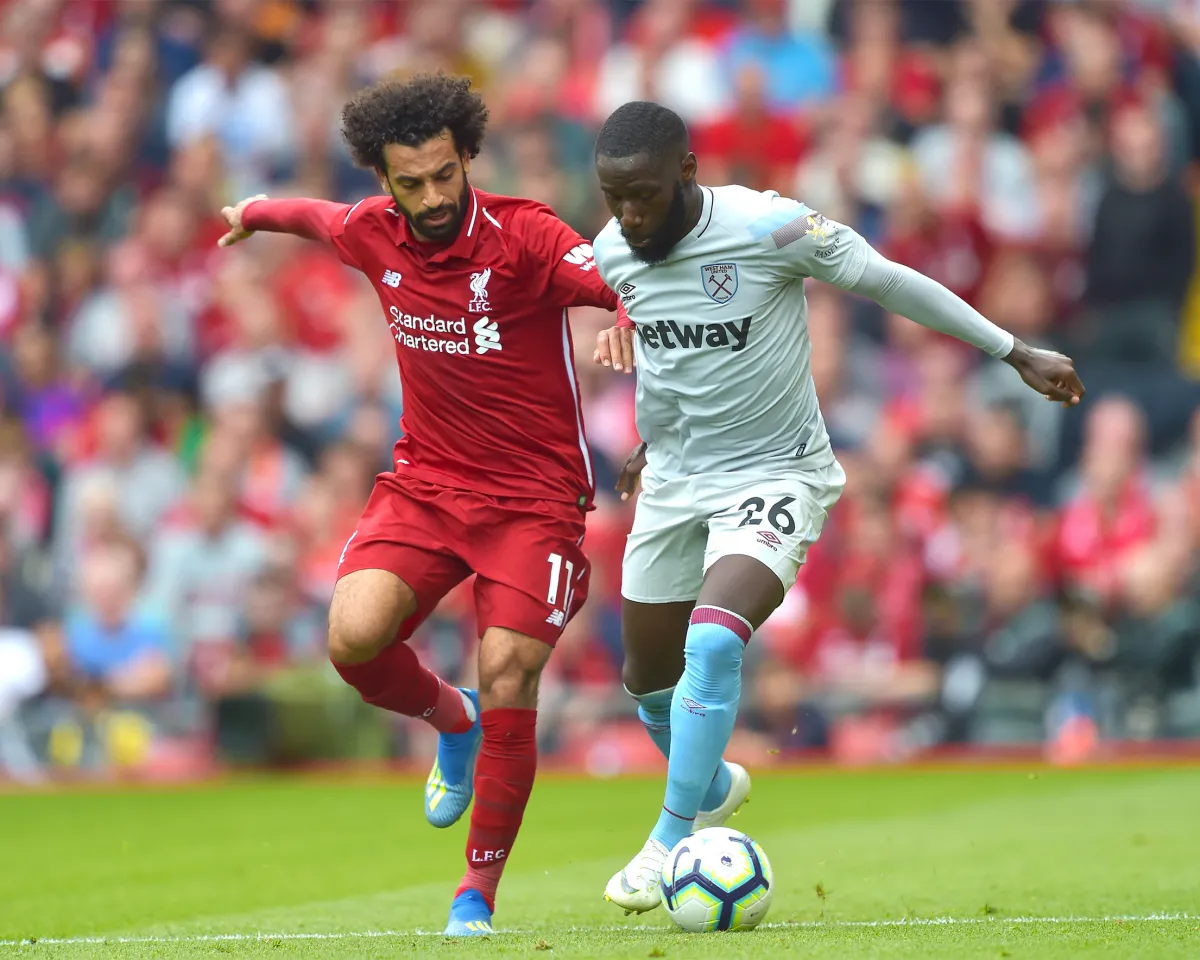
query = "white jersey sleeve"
xmin=757 ymin=195 xmax=1013 ymax=359
xmin=754 ymin=195 xmax=869 ymax=289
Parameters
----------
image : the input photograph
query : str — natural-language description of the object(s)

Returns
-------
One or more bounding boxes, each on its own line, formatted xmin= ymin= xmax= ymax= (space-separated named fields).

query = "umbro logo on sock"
xmin=681 ymin=697 xmax=707 ymax=716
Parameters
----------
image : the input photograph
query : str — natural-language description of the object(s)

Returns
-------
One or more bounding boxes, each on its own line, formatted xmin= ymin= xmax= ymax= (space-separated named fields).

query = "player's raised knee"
xmin=478 ymin=628 xmax=551 ymax=709
xmin=327 ymin=568 xmax=417 ymax=665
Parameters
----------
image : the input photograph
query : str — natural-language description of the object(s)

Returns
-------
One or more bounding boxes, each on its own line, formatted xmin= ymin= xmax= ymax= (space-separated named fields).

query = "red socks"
xmin=456 ymin=708 xmax=538 ymax=911
xmin=332 ymin=642 xmax=471 ymax=733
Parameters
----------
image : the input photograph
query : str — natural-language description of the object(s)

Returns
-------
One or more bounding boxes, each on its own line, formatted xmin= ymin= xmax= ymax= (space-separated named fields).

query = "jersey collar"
xmin=686 ymin=186 xmax=715 ymax=242
xmin=392 ymin=187 xmax=483 ymax=263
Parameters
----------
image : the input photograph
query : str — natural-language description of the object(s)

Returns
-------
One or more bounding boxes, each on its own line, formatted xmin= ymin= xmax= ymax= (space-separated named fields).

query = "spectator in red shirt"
xmin=693 ymin=63 xmax=808 ymax=193
xmin=1056 ymin=396 xmax=1157 ymax=604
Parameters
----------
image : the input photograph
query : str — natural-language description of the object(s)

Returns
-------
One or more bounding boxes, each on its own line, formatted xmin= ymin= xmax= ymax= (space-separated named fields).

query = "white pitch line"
xmin=1 ymin=914 xmax=1193 ymax=947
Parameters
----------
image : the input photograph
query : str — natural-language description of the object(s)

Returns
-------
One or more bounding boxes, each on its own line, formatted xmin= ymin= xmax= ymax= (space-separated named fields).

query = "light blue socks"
xmin=648 ymin=608 xmax=748 ymax=851
xmin=635 ymin=687 xmax=732 ymax=813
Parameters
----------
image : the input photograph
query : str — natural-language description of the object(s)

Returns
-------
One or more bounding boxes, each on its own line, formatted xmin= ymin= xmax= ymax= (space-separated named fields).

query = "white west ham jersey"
xmin=592 ymin=184 xmax=868 ymax=482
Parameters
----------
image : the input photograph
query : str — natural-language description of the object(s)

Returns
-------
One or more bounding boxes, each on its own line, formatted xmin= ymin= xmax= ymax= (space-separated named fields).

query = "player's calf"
xmin=327 ymin=569 xmax=473 ymax=733
xmin=477 ymin=627 xmax=552 ymax=710
xmin=453 ymin=628 xmax=551 ymax=914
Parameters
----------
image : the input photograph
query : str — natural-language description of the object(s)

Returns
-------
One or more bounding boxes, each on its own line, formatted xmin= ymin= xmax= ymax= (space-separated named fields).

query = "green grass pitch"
xmin=2 ymin=765 xmax=1198 ymax=958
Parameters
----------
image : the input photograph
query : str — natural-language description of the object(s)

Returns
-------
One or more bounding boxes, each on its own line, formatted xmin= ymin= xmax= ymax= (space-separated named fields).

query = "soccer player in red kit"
xmin=217 ymin=75 xmax=618 ymax=935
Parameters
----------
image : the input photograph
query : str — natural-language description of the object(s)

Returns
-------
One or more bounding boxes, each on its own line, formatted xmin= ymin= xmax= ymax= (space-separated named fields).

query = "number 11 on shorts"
xmin=546 ymin=552 xmax=576 ymax=613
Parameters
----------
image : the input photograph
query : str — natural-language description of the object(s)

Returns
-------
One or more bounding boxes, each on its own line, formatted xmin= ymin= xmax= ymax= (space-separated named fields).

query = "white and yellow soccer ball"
xmin=659 ymin=827 xmax=774 ymax=933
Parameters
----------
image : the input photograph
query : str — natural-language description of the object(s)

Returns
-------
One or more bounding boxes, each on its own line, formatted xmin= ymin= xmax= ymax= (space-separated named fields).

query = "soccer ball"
xmin=659 ymin=827 xmax=774 ymax=933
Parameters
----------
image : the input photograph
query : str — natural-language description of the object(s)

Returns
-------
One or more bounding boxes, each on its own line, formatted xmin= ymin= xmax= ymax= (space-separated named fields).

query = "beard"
xmin=394 ymin=176 xmax=471 ymax=242
xmin=624 ymin=181 xmax=688 ymax=265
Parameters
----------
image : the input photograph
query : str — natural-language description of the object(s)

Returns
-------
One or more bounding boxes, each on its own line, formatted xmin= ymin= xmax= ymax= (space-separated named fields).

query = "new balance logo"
xmin=545 ymin=609 xmax=566 ymax=628
xmin=473 ymin=317 xmax=502 ymax=354
xmin=637 ymin=317 xmax=752 ymax=352
xmin=381 ymin=269 xmax=402 ymax=288
xmin=563 ymin=243 xmax=597 ymax=271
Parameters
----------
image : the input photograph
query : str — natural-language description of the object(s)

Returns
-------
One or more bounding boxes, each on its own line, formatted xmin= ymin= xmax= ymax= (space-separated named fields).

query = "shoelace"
xmin=630 ymin=841 xmax=667 ymax=884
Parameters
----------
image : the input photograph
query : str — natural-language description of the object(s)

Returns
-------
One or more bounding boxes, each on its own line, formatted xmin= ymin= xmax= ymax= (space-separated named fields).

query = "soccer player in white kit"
xmin=589 ymin=101 xmax=1086 ymax=915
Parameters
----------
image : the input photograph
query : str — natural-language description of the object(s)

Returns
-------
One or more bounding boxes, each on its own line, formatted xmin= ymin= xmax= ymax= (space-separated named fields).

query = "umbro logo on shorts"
xmin=757 ymin=530 xmax=782 ymax=551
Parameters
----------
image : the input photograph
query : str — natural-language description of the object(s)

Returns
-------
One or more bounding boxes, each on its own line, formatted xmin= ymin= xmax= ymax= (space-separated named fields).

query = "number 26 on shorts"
xmin=737 ymin=496 xmax=797 ymax=535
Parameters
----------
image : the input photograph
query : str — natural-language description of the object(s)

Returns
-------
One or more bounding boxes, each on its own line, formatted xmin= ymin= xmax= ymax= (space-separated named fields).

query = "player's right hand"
xmin=616 ymin=442 xmax=647 ymax=501
xmin=594 ymin=325 xmax=636 ymax=374
xmin=218 ymin=194 xmax=268 ymax=248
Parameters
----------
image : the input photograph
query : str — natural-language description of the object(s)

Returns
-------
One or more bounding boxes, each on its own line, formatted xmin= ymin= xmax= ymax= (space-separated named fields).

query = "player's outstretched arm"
xmin=218 ymin=195 xmax=350 ymax=248
xmin=848 ymin=244 xmax=1085 ymax=407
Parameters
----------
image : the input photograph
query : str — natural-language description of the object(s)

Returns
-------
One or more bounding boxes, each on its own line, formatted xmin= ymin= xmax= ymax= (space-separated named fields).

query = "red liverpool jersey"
xmin=244 ymin=189 xmax=618 ymax=507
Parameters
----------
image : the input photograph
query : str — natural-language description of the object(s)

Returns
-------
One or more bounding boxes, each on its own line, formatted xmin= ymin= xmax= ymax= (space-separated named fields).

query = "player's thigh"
xmin=467 ymin=497 xmax=592 ymax=646
xmin=329 ymin=478 xmax=471 ymax=664
xmin=621 ymin=479 xmax=708 ymax=606
xmin=620 ymin=598 xmax=695 ymax=695
xmin=476 ymin=625 xmax=553 ymax=710
xmin=699 ymin=464 xmax=846 ymax=629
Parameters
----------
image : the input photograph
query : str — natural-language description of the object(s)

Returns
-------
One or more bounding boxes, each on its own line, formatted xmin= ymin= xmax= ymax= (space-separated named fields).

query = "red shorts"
xmin=337 ymin=474 xmax=590 ymax=646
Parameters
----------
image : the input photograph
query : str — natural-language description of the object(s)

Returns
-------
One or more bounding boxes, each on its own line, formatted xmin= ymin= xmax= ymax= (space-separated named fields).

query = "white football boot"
xmin=694 ymin=762 xmax=751 ymax=830
xmin=604 ymin=837 xmax=669 ymax=914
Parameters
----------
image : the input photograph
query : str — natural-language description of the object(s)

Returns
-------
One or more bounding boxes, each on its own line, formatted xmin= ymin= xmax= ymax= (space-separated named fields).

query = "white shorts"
xmin=621 ymin=461 xmax=847 ymax=604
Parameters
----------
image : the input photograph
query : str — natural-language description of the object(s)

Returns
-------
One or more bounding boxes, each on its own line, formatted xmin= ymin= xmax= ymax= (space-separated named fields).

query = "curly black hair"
xmin=340 ymin=73 xmax=489 ymax=170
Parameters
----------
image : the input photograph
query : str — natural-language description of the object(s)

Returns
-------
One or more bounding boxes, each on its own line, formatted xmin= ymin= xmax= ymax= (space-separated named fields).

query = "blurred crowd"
xmin=4 ymin=0 xmax=1200 ymax=780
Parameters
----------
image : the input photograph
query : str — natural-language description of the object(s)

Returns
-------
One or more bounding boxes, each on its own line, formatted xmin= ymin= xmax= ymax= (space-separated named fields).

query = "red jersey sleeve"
xmin=242 ymin=197 xmax=367 ymax=270
xmin=515 ymin=205 xmax=618 ymax=311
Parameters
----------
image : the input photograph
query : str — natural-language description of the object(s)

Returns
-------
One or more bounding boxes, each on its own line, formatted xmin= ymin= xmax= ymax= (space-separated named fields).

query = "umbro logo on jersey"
xmin=618 ymin=282 xmax=636 ymax=305
xmin=637 ymin=317 xmax=752 ymax=353
xmin=382 ymin=269 xmax=402 ymax=288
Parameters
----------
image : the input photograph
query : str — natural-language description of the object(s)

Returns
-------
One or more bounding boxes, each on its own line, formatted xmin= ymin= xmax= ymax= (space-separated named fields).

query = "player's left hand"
xmin=218 ymin=194 xmax=268 ymax=248
xmin=616 ymin=442 xmax=647 ymax=501
xmin=594 ymin=325 xmax=636 ymax=374
xmin=1004 ymin=339 xmax=1086 ymax=408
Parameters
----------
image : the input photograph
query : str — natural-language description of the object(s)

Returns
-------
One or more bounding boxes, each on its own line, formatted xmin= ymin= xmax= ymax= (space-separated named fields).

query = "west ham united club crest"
xmin=701 ymin=262 xmax=738 ymax=303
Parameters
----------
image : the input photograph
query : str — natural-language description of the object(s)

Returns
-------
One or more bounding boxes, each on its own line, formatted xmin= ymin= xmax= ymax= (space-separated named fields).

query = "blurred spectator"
xmin=1114 ymin=542 xmax=1200 ymax=735
xmin=1085 ymin=98 xmax=1195 ymax=364
xmin=979 ymin=538 xmax=1063 ymax=681
xmin=693 ymin=63 xmax=807 ymax=193
xmin=724 ymin=0 xmax=836 ymax=116
xmin=142 ymin=462 xmax=267 ymax=690
xmin=166 ymin=26 xmax=295 ymax=198
xmin=593 ymin=0 xmax=731 ymax=127
xmin=63 ymin=541 xmax=172 ymax=710
xmin=967 ymin=250 xmax=1065 ymax=472
xmin=910 ymin=67 xmax=1041 ymax=241
xmin=53 ymin=389 xmax=186 ymax=589
xmin=1056 ymin=397 xmax=1158 ymax=606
